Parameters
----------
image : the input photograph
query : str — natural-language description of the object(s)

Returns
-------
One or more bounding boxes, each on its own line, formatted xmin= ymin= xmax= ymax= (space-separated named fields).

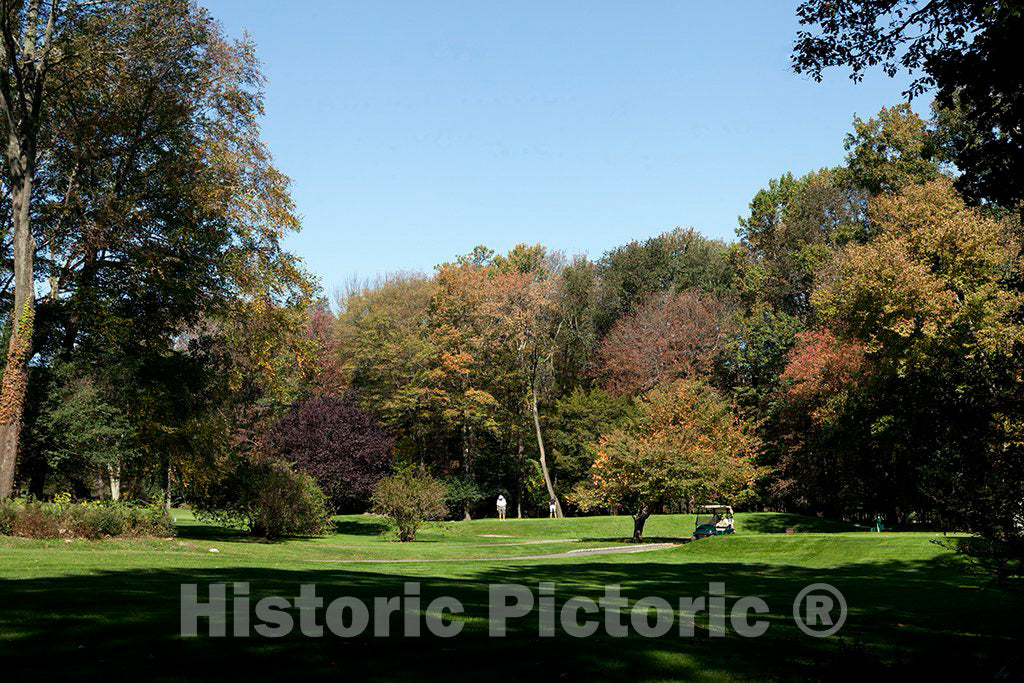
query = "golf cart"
xmin=692 ymin=504 xmax=735 ymax=540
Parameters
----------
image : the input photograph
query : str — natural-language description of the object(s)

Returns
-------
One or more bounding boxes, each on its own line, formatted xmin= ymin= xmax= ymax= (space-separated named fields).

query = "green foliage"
xmin=551 ymin=255 xmax=600 ymax=393
xmin=792 ymin=1 xmax=1024 ymax=210
xmin=716 ymin=305 xmax=804 ymax=409
xmin=35 ymin=361 xmax=138 ymax=478
xmin=548 ymin=387 xmax=637 ymax=494
xmin=193 ymin=458 xmax=330 ymax=539
xmin=596 ymin=228 xmax=735 ymax=334
xmin=443 ymin=476 xmax=485 ymax=518
xmin=0 ymin=499 xmax=15 ymax=535
xmin=736 ymin=167 xmax=865 ymax=318
xmin=843 ymin=104 xmax=941 ymax=195
xmin=372 ymin=469 xmax=448 ymax=541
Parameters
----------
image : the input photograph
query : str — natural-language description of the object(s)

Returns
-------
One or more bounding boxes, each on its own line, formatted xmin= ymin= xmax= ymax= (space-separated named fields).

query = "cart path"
xmin=308 ymin=542 xmax=683 ymax=564
xmin=317 ymin=538 xmax=589 ymax=550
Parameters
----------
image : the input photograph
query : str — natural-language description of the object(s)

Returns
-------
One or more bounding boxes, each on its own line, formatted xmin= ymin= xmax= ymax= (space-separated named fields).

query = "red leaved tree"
xmin=597 ymin=291 xmax=732 ymax=396
xmin=268 ymin=393 xmax=394 ymax=511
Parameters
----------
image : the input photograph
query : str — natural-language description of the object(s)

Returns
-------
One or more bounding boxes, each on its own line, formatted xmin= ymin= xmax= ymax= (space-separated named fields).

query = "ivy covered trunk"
xmin=0 ymin=0 xmax=57 ymax=499
xmin=0 ymin=176 xmax=37 ymax=499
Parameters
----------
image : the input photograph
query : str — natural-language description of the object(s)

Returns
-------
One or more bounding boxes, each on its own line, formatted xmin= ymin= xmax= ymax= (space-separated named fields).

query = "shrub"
xmin=372 ymin=469 xmax=448 ymax=542
xmin=12 ymin=502 xmax=61 ymax=539
xmin=0 ymin=498 xmax=173 ymax=540
xmin=0 ymin=500 xmax=16 ymax=535
xmin=250 ymin=461 xmax=332 ymax=538
xmin=193 ymin=458 xmax=331 ymax=539
xmin=128 ymin=505 xmax=176 ymax=537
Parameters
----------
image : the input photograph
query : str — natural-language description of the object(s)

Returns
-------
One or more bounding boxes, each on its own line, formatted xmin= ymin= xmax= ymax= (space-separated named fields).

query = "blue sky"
xmin=201 ymin=1 xmax=922 ymax=296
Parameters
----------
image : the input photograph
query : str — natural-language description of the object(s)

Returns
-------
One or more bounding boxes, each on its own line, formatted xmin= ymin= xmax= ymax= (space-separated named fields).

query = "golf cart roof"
xmin=702 ymin=505 xmax=733 ymax=511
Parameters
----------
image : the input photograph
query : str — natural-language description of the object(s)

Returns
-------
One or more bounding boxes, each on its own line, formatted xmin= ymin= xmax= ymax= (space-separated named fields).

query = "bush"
xmin=0 ymin=500 xmax=16 ymax=535
xmin=0 ymin=498 xmax=173 ymax=540
xmin=193 ymin=458 xmax=331 ymax=539
xmin=372 ymin=469 xmax=448 ymax=542
xmin=250 ymin=461 xmax=332 ymax=538
xmin=12 ymin=502 xmax=61 ymax=539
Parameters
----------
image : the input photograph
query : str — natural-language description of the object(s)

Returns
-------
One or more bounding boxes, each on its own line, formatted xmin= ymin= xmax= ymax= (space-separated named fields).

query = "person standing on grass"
xmin=496 ymin=494 xmax=507 ymax=520
xmin=549 ymin=498 xmax=556 ymax=518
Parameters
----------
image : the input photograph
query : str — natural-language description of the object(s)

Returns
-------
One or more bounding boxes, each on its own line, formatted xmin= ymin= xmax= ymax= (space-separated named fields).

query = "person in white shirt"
xmin=496 ymin=495 xmax=507 ymax=520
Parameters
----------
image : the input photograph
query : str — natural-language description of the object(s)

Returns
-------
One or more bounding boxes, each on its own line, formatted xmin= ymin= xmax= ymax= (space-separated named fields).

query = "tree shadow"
xmin=739 ymin=513 xmax=862 ymax=534
xmin=332 ymin=519 xmax=390 ymax=537
xmin=576 ymin=536 xmax=691 ymax=544
xmin=172 ymin=523 xmax=277 ymax=544
xmin=2 ymin=552 xmax=1021 ymax=680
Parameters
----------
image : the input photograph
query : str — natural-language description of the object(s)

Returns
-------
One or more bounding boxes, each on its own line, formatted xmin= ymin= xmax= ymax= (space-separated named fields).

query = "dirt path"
xmin=309 ymin=542 xmax=681 ymax=564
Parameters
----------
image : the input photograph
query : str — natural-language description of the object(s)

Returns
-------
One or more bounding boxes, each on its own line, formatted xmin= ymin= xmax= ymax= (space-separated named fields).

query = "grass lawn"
xmin=1 ymin=511 xmax=1020 ymax=681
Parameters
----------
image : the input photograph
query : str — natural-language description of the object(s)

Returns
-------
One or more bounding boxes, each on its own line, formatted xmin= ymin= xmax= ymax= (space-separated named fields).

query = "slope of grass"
xmin=0 ymin=512 xmax=1019 ymax=681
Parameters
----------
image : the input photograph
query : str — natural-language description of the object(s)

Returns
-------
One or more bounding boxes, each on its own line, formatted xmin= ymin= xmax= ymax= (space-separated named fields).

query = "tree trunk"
xmin=632 ymin=510 xmax=651 ymax=543
xmin=516 ymin=430 xmax=524 ymax=518
xmin=0 ymin=1 xmax=57 ymax=499
xmin=0 ymin=174 xmax=36 ymax=500
xmin=164 ymin=459 xmax=173 ymax=512
xmin=462 ymin=417 xmax=472 ymax=520
xmin=108 ymin=463 xmax=121 ymax=502
xmin=531 ymin=387 xmax=563 ymax=518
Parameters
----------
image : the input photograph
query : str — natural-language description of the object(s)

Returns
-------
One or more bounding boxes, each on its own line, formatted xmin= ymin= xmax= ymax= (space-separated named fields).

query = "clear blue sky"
xmin=201 ymin=1 xmax=921 ymax=297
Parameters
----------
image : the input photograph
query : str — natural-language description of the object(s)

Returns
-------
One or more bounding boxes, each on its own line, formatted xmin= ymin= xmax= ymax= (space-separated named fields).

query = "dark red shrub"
xmin=268 ymin=393 xmax=394 ymax=511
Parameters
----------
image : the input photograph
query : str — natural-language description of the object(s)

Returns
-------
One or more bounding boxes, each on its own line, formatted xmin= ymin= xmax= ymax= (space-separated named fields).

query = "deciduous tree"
xmin=597 ymin=290 xmax=732 ymax=396
xmin=573 ymin=380 xmax=758 ymax=541
xmin=268 ymin=393 xmax=394 ymax=512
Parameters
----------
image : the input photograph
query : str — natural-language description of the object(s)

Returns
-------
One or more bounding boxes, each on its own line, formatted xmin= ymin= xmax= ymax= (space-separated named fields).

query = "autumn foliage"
xmin=573 ymin=380 xmax=758 ymax=541
xmin=781 ymin=329 xmax=866 ymax=423
xmin=597 ymin=291 xmax=732 ymax=396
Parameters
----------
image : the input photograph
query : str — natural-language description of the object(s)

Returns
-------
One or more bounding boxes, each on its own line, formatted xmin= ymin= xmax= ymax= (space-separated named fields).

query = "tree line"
xmin=1 ymin=1 xmax=1021 ymax=564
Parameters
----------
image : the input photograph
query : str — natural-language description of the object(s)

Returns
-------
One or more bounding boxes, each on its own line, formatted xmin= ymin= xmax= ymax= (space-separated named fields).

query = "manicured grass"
xmin=1 ymin=512 xmax=1020 ymax=681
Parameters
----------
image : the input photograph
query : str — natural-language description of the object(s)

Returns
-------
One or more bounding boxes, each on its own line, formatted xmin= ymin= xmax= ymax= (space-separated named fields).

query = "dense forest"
xmin=2 ymin=1 xmax=1022 ymax=565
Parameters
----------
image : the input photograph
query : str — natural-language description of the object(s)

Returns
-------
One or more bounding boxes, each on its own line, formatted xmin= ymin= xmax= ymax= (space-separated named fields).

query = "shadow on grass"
xmin=739 ymin=513 xmax=862 ymax=534
xmin=576 ymin=536 xmax=691 ymax=545
xmin=172 ymin=522 xmax=274 ymax=544
xmin=2 ymin=552 xmax=1022 ymax=681
xmin=332 ymin=519 xmax=390 ymax=537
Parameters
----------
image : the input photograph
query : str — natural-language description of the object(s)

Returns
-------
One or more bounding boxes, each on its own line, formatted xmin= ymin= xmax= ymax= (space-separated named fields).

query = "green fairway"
xmin=1 ymin=512 xmax=1020 ymax=681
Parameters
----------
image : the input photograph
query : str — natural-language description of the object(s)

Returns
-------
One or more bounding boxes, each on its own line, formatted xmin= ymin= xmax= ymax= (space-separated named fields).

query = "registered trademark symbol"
xmin=792 ymin=583 xmax=847 ymax=637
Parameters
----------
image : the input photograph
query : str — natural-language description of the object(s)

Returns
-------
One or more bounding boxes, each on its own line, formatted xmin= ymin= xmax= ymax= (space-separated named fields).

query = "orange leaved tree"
xmin=573 ymin=380 xmax=759 ymax=541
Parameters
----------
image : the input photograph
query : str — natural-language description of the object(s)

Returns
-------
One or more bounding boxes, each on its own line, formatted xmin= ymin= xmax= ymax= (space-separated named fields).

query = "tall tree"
xmin=0 ymin=0 xmax=103 ymax=498
xmin=843 ymin=104 xmax=940 ymax=196
xmin=337 ymin=274 xmax=440 ymax=464
xmin=2 ymin=1 xmax=313 ymax=499
xmin=595 ymin=227 xmax=734 ymax=335
xmin=798 ymin=178 xmax=1023 ymax=520
xmin=482 ymin=245 xmax=566 ymax=517
xmin=791 ymin=0 xmax=1024 ymax=209
xmin=429 ymin=256 xmax=501 ymax=511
